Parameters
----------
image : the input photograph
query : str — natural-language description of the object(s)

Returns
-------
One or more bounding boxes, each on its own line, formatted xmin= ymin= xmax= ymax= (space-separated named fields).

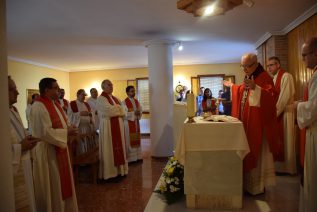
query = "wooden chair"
xmin=68 ymin=132 xmax=99 ymax=184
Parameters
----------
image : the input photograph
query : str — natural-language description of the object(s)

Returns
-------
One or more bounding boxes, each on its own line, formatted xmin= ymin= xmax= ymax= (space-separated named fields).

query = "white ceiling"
xmin=6 ymin=0 xmax=317 ymax=72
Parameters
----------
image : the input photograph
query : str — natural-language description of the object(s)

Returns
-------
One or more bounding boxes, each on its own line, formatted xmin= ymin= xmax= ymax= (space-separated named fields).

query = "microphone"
xmin=244 ymin=75 xmax=250 ymax=90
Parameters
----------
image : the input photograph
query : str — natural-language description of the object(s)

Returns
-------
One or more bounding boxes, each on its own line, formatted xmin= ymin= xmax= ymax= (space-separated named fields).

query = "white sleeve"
xmin=248 ymin=85 xmax=261 ymax=107
xmin=67 ymin=105 xmax=81 ymax=127
xmin=30 ymin=102 xmax=68 ymax=148
xmin=97 ymin=96 xmax=124 ymax=118
xmin=11 ymin=143 xmax=22 ymax=174
xmin=297 ymin=78 xmax=317 ymax=129
xmin=276 ymin=73 xmax=295 ymax=116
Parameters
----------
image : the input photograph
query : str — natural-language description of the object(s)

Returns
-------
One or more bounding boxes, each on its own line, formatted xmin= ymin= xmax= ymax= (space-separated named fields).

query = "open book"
xmin=203 ymin=115 xmax=239 ymax=122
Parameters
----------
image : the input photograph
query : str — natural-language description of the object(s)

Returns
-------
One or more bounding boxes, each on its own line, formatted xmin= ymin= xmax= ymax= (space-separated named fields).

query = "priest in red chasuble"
xmin=223 ymin=53 xmax=281 ymax=195
xmin=30 ymin=78 xmax=78 ymax=211
xmin=97 ymin=79 xmax=128 ymax=180
xmin=122 ymin=85 xmax=143 ymax=162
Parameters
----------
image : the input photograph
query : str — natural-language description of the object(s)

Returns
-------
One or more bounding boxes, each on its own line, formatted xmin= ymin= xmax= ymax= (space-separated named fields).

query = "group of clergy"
xmin=223 ymin=37 xmax=317 ymax=212
xmin=9 ymin=77 xmax=142 ymax=211
xmin=8 ymin=36 xmax=317 ymax=212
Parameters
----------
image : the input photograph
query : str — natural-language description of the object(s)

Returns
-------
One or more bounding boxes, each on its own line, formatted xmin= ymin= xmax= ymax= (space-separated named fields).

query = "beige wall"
xmin=8 ymin=60 xmax=242 ymax=126
xmin=69 ymin=63 xmax=243 ymax=101
xmin=288 ymin=13 xmax=317 ymax=100
xmin=69 ymin=67 xmax=148 ymax=101
xmin=173 ymin=63 xmax=243 ymax=88
xmin=8 ymin=60 xmax=70 ymax=126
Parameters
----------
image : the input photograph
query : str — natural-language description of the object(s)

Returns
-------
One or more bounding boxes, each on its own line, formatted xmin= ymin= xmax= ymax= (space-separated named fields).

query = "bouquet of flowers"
xmin=154 ymin=157 xmax=184 ymax=204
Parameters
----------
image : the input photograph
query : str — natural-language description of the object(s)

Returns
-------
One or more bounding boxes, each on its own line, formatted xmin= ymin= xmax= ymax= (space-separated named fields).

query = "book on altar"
xmin=203 ymin=115 xmax=239 ymax=122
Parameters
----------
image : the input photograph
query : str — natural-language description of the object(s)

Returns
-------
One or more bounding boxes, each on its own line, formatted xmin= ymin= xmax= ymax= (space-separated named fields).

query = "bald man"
xmin=295 ymin=37 xmax=317 ymax=212
xmin=224 ymin=53 xmax=280 ymax=195
xmin=97 ymin=80 xmax=128 ymax=180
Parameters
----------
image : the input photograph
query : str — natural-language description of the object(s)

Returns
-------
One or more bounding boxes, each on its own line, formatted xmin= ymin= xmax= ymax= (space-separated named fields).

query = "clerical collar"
xmin=245 ymin=63 xmax=264 ymax=80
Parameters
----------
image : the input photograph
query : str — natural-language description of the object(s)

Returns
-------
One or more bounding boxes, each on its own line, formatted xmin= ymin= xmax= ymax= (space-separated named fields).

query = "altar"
xmin=174 ymin=116 xmax=250 ymax=209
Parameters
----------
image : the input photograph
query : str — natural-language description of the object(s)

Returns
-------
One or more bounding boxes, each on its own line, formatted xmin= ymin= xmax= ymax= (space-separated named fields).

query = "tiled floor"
xmin=76 ymin=137 xmax=300 ymax=212
xmin=76 ymin=137 xmax=167 ymax=212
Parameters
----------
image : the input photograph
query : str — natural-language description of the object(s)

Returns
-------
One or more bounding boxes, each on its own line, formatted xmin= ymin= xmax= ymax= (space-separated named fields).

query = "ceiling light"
xmin=203 ymin=5 xmax=215 ymax=16
xmin=177 ymin=0 xmax=251 ymax=17
xmin=177 ymin=42 xmax=184 ymax=51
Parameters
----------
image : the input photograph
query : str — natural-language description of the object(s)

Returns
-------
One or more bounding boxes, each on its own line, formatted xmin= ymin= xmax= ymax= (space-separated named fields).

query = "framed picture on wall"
xmin=224 ymin=75 xmax=235 ymax=84
xmin=26 ymin=89 xmax=39 ymax=104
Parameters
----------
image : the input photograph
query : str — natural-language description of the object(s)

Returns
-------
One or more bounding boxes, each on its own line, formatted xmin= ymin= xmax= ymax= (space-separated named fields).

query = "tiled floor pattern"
xmin=76 ymin=137 xmax=300 ymax=212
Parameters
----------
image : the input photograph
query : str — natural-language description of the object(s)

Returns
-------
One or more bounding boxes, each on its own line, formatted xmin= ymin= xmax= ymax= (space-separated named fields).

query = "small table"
xmin=175 ymin=116 xmax=249 ymax=210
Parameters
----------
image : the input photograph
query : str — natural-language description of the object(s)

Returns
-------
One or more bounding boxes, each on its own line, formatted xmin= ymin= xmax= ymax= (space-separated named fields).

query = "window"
xmin=136 ymin=78 xmax=150 ymax=112
xmin=199 ymin=75 xmax=224 ymax=98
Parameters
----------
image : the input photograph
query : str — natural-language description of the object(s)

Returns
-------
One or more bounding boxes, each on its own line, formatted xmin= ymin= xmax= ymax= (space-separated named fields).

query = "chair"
xmin=68 ymin=132 xmax=99 ymax=184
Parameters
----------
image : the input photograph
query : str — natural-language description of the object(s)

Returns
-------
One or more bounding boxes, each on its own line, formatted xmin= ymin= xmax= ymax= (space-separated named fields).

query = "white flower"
xmin=165 ymin=177 xmax=171 ymax=184
xmin=170 ymin=185 xmax=176 ymax=192
xmin=160 ymin=179 xmax=166 ymax=187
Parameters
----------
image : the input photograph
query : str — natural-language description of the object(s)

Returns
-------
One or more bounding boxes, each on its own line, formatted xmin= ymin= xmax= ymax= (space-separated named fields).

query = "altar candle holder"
xmin=186 ymin=91 xmax=196 ymax=123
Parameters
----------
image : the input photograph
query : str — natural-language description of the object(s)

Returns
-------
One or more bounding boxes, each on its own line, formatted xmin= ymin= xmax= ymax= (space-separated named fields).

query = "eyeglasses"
xmin=302 ymin=51 xmax=315 ymax=58
xmin=240 ymin=62 xmax=255 ymax=69
xmin=267 ymin=63 xmax=277 ymax=68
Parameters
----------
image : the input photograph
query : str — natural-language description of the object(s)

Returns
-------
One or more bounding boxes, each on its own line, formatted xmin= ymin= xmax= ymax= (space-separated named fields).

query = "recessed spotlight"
xmin=204 ymin=5 xmax=215 ymax=16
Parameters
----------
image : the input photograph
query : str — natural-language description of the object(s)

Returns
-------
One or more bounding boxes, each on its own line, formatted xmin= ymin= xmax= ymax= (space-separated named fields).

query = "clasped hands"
xmin=80 ymin=111 xmax=92 ymax=117
xmin=21 ymin=136 xmax=40 ymax=151
xmin=68 ymin=125 xmax=79 ymax=136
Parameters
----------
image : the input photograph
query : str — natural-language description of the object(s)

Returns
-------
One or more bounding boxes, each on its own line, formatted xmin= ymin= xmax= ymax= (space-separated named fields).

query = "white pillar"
xmin=145 ymin=40 xmax=175 ymax=157
xmin=0 ymin=0 xmax=15 ymax=211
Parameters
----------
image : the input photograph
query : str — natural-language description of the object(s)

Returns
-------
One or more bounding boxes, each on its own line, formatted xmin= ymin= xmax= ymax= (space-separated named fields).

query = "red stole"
xmin=70 ymin=100 xmax=91 ymax=113
xmin=274 ymin=69 xmax=286 ymax=161
xmin=124 ymin=98 xmax=141 ymax=148
xmin=231 ymin=70 xmax=281 ymax=172
xmin=36 ymin=96 xmax=73 ymax=200
xmin=58 ymin=99 xmax=69 ymax=112
xmin=100 ymin=92 xmax=125 ymax=166
xmin=299 ymin=85 xmax=309 ymax=167
xmin=202 ymin=99 xmax=216 ymax=114
xmin=11 ymin=105 xmax=18 ymax=112
xmin=63 ymin=99 xmax=69 ymax=107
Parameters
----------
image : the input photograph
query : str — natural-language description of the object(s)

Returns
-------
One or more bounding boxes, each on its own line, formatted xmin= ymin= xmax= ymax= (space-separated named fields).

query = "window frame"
xmin=136 ymin=77 xmax=150 ymax=114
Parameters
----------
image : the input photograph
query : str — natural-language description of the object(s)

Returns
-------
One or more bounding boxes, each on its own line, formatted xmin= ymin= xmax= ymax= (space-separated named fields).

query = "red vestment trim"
xmin=12 ymin=105 xmax=18 ymax=112
xmin=100 ymin=92 xmax=125 ymax=166
xmin=57 ymin=99 xmax=69 ymax=113
xmin=36 ymin=96 xmax=72 ymax=200
xmin=202 ymin=99 xmax=216 ymax=114
xmin=124 ymin=98 xmax=141 ymax=148
xmin=274 ymin=69 xmax=286 ymax=161
xmin=70 ymin=100 xmax=91 ymax=113
xmin=231 ymin=67 xmax=281 ymax=172
xmin=63 ymin=99 xmax=69 ymax=108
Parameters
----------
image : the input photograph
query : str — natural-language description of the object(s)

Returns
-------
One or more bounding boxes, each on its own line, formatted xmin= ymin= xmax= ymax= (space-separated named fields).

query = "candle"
xmin=187 ymin=92 xmax=195 ymax=118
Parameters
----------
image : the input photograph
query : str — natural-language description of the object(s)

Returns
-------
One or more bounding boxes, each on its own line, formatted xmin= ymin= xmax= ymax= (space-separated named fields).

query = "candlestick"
xmin=187 ymin=91 xmax=196 ymax=123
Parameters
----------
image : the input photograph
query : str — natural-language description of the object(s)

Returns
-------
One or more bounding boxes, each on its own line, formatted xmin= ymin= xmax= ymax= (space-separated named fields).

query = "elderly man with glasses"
xmin=223 ymin=53 xmax=281 ymax=195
